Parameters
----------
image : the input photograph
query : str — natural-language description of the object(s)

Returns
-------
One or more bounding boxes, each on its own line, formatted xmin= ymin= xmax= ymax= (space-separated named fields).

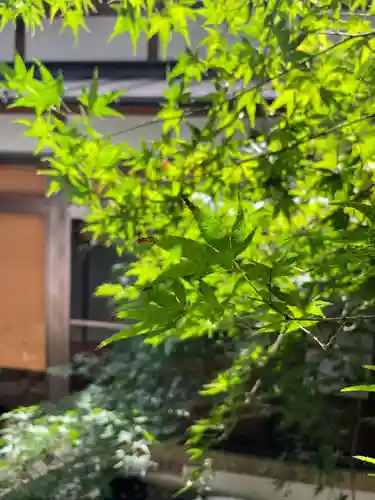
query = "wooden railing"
xmin=70 ymin=318 xmax=127 ymax=331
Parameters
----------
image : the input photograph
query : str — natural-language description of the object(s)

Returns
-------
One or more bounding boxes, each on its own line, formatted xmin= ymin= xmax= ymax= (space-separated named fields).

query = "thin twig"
xmin=239 ymin=112 xmax=375 ymax=166
xmin=233 ymin=260 xmax=288 ymax=317
xmin=103 ymin=31 xmax=375 ymax=140
xmin=244 ymin=331 xmax=285 ymax=403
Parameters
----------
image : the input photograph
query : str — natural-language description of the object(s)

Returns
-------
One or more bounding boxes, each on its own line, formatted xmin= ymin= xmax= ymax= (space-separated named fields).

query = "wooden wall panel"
xmin=0 ymin=212 xmax=46 ymax=371
xmin=0 ymin=165 xmax=46 ymax=195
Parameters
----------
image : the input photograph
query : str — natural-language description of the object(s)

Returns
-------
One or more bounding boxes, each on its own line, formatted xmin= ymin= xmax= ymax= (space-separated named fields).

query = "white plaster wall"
xmin=0 ymin=24 xmax=15 ymax=61
xmin=0 ymin=114 xmax=273 ymax=152
xmin=162 ymin=20 xmax=237 ymax=61
xmin=0 ymin=115 xmax=38 ymax=152
xmin=163 ymin=13 xmax=375 ymax=62
xmin=26 ymin=17 xmax=148 ymax=61
xmin=90 ymin=115 xmax=273 ymax=145
xmin=163 ymin=19 xmax=207 ymax=60
xmin=90 ymin=115 xmax=211 ymax=145
xmin=0 ymin=114 xmax=209 ymax=152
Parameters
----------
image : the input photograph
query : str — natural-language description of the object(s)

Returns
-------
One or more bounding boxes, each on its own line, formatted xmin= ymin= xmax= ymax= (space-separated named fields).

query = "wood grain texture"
xmin=0 ymin=165 xmax=46 ymax=195
xmin=45 ymin=204 xmax=71 ymax=401
xmin=0 ymin=212 xmax=46 ymax=371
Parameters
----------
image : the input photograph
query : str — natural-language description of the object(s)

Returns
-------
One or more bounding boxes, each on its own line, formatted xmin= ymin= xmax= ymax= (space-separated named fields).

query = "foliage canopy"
xmin=2 ymin=0 xmax=375 ymax=496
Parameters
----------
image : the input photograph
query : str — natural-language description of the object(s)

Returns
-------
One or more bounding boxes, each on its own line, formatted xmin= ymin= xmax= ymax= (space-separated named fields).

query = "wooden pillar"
xmin=46 ymin=199 xmax=71 ymax=402
xmin=14 ymin=18 xmax=26 ymax=59
xmin=147 ymin=36 xmax=159 ymax=61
